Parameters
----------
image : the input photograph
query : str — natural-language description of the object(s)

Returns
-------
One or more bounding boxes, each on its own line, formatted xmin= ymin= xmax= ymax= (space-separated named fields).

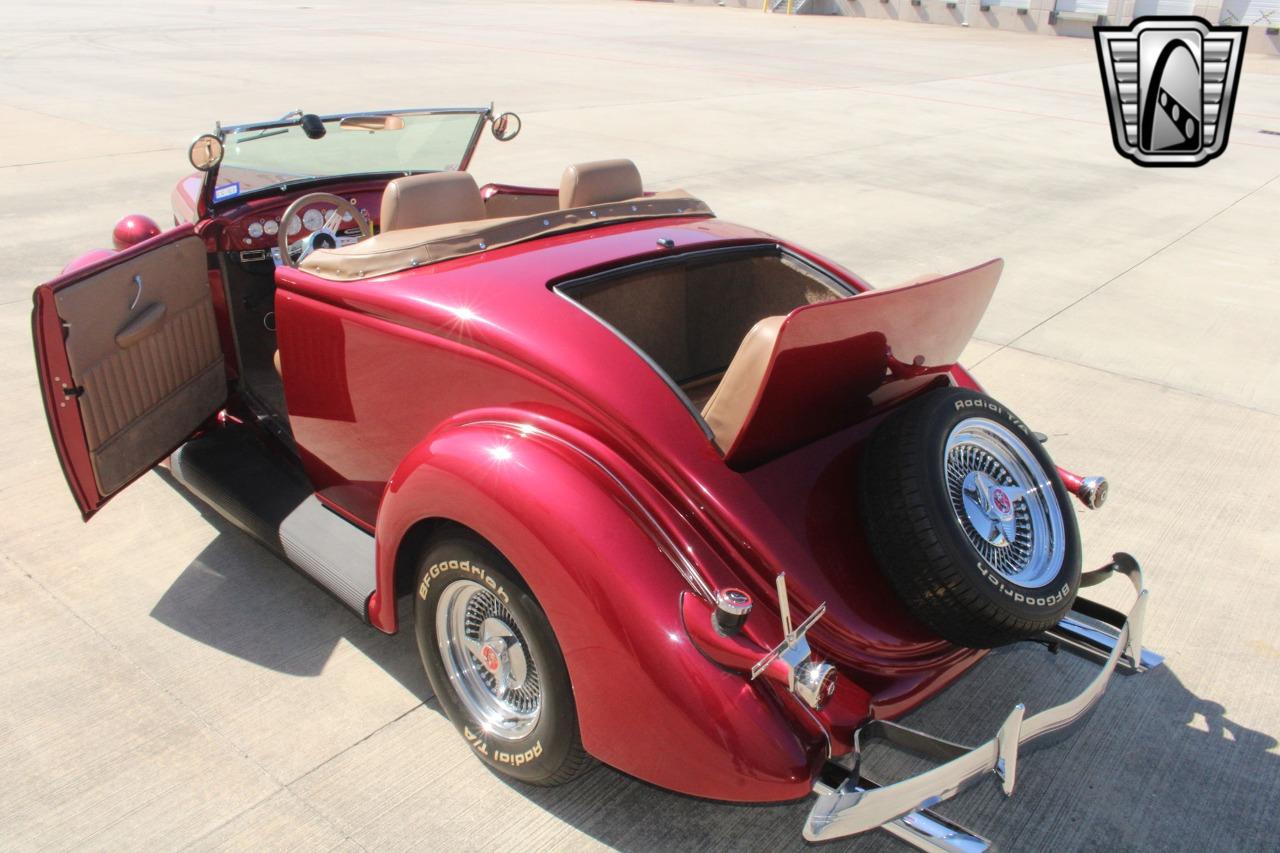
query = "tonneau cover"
xmin=299 ymin=191 xmax=712 ymax=281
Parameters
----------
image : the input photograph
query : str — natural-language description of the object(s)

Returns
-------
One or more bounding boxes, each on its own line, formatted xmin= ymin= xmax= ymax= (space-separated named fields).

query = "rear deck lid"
xmin=717 ymin=258 xmax=1003 ymax=469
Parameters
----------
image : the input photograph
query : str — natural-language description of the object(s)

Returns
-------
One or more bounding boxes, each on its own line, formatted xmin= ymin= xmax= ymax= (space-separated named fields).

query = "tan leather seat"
xmin=559 ymin=159 xmax=642 ymax=209
xmin=380 ymin=171 xmax=486 ymax=232
xmin=700 ymin=315 xmax=785 ymax=453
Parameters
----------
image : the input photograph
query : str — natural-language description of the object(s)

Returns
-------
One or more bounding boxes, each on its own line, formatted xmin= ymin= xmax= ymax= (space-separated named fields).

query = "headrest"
xmin=380 ymin=171 xmax=485 ymax=232
xmin=559 ymin=159 xmax=643 ymax=209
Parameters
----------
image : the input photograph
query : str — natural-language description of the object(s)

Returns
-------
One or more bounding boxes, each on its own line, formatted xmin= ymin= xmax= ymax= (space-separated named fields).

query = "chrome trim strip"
xmin=1049 ymin=612 xmax=1163 ymax=672
xmin=790 ymin=694 xmax=834 ymax=760
xmin=881 ymin=805 xmax=992 ymax=853
xmin=461 ymin=419 xmax=715 ymax=601
xmin=804 ymin=555 xmax=1153 ymax=843
xmin=550 ymin=286 xmax=716 ymax=441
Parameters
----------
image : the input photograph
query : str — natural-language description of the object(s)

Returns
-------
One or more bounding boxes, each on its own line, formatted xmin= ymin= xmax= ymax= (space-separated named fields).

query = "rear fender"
xmin=374 ymin=411 xmax=824 ymax=801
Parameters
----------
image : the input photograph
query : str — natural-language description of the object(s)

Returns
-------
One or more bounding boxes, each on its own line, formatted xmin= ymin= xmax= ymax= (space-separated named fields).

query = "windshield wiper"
xmin=237 ymin=128 xmax=290 ymax=144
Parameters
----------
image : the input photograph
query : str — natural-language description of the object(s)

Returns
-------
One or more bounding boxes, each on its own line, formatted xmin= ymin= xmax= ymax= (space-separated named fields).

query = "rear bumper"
xmin=804 ymin=553 xmax=1160 ymax=849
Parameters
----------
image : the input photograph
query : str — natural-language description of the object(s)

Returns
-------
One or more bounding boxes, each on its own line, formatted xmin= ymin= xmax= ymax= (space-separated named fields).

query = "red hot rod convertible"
xmin=32 ymin=105 xmax=1159 ymax=849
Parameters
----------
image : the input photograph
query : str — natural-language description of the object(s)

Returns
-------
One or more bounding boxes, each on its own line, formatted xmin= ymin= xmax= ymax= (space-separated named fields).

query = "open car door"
xmin=32 ymin=225 xmax=226 ymax=519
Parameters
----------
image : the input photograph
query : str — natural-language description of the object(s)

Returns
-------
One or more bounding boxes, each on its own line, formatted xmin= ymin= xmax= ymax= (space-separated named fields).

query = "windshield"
xmin=211 ymin=109 xmax=486 ymax=202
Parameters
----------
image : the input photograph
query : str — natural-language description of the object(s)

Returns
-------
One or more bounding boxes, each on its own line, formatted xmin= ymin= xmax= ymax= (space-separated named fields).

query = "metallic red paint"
xmin=1057 ymin=466 xmax=1085 ymax=494
xmin=206 ymin=178 xmax=392 ymax=251
xmin=272 ymin=217 xmax=988 ymax=728
xmin=375 ymin=413 xmax=824 ymax=800
xmin=36 ymin=168 xmax=1023 ymax=803
xmin=60 ymin=248 xmax=117 ymax=276
xmin=681 ymin=591 xmax=872 ymax=756
xmin=112 ymin=214 xmax=161 ymax=250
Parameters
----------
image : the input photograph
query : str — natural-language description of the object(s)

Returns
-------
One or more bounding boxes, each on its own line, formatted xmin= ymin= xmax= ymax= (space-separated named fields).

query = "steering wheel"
xmin=278 ymin=192 xmax=373 ymax=268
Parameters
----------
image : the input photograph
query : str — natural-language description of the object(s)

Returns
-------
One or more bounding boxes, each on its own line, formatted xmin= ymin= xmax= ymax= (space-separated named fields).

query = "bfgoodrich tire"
xmin=414 ymin=532 xmax=592 ymax=785
xmin=859 ymin=388 xmax=1081 ymax=648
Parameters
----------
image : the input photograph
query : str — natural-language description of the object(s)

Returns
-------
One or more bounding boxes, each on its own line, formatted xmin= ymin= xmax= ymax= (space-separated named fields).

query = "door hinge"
xmin=62 ymin=385 xmax=85 ymax=398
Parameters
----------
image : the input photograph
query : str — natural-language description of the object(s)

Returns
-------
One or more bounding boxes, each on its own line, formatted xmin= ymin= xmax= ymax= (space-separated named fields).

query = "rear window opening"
xmin=556 ymin=246 xmax=851 ymax=414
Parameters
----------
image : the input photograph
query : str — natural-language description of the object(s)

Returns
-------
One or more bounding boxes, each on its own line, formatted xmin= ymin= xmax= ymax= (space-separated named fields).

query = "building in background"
xmin=683 ymin=0 xmax=1280 ymax=54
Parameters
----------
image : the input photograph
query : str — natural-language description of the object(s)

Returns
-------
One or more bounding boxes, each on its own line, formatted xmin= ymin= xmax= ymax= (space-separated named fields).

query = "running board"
xmin=168 ymin=425 xmax=376 ymax=616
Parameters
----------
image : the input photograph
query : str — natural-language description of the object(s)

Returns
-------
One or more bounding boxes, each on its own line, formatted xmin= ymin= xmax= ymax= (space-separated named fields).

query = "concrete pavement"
xmin=2 ymin=1 xmax=1278 ymax=850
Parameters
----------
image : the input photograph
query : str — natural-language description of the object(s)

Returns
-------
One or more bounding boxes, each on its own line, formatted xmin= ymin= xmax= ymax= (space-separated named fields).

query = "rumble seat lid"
xmin=718 ymin=258 xmax=1003 ymax=469
xmin=299 ymin=191 xmax=712 ymax=281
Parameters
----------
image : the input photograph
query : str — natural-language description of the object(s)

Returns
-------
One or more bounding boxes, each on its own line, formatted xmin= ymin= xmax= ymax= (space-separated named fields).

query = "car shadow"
xmin=495 ymin=647 xmax=1280 ymax=852
xmin=147 ymin=470 xmax=1280 ymax=850
xmin=148 ymin=467 xmax=430 ymax=702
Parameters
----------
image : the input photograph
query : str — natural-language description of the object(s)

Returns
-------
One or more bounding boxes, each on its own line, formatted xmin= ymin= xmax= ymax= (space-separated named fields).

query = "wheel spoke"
xmin=1000 ymin=485 xmax=1028 ymax=505
xmin=463 ymin=636 xmax=487 ymax=667
xmin=507 ymin=641 xmax=528 ymax=689
xmin=491 ymin=660 xmax=510 ymax=699
xmin=945 ymin=419 xmax=1065 ymax=589
xmin=437 ymin=580 xmax=542 ymax=741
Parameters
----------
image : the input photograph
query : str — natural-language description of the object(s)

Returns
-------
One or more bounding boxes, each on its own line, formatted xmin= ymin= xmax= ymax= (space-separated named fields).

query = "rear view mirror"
xmin=188 ymin=134 xmax=224 ymax=171
xmin=491 ymin=112 xmax=522 ymax=142
xmin=300 ymin=114 xmax=327 ymax=139
xmin=340 ymin=114 xmax=406 ymax=132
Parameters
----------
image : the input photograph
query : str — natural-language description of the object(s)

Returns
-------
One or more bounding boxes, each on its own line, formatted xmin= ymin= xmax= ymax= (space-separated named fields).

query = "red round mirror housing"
xmin=112 ymin=214 xmax=161 ymax=250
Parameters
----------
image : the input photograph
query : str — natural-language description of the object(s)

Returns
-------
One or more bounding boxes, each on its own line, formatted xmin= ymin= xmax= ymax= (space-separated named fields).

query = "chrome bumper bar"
xmin=805 ymin=553 xmax=1160 ymax=850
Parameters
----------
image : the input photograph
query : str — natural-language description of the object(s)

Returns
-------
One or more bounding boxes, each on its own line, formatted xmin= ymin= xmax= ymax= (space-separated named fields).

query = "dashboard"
xmin=217 ymin=184 xmax=388 ymax=264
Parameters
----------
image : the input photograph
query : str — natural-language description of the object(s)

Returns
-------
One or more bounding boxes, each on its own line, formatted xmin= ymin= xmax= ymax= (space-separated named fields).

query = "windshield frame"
xmin=200 ymin=105 xmax=493 ymax=216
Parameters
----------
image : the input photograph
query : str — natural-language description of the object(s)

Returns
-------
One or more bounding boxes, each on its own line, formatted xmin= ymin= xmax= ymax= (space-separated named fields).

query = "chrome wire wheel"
xmin=435 ymin=580 xmax=541 ymax=740
xmin=943 ymin=417 xmax=1066 ymax=589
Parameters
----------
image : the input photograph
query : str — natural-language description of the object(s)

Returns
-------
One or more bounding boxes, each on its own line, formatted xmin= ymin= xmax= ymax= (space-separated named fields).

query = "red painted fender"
xmin=372 ymin=412 xmax=824 ymax=802
xmin=60 ymin=248 xmax=117 ymax=276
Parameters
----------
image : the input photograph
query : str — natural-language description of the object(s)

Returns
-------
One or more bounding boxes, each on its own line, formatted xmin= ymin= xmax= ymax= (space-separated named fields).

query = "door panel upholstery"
xmin=55 ymin=236 xmax=224 ymax=494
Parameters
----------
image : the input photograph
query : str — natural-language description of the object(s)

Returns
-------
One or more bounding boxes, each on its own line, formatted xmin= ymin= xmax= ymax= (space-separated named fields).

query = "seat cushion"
xmin=700 ymin=315 xmax=785 ymax=453
xmin=559 ymin=159 xmax=642 ymax=209
xmin=381 ymin=172 xmax=486 ymax=231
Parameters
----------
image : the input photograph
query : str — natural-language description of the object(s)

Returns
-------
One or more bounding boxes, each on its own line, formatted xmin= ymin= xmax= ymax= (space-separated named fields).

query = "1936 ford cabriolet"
xmin=32 ymin=105 xmax=1160 ymax=849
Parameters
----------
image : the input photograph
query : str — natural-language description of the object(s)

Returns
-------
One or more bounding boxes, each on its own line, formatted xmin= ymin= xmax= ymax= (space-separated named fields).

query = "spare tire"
xmin=859 ymin=387 xmax=1081 ymax=648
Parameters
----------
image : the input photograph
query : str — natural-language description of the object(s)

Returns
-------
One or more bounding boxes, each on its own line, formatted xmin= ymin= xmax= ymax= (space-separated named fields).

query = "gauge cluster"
xmin=227 ymin=189 xmax=380 ymax=255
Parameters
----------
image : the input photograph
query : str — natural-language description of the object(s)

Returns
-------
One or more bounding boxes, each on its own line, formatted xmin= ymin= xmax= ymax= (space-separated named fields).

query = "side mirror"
xmin=491 ymin=112 xmax=522 ymax=142
xmin=188 ymin=134 xmax=224 ymax=171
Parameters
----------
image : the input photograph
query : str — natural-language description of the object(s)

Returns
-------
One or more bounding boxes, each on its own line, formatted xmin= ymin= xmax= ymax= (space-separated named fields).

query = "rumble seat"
xmin=700 ymin=316 xmax=785 ymax=453
xmin=380 ymin=171 xmax=486 ymax=231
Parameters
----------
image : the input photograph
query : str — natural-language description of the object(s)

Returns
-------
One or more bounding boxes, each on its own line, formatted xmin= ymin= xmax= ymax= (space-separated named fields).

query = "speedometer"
xmin=302 ymin=209 xmax=325 ymax=232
